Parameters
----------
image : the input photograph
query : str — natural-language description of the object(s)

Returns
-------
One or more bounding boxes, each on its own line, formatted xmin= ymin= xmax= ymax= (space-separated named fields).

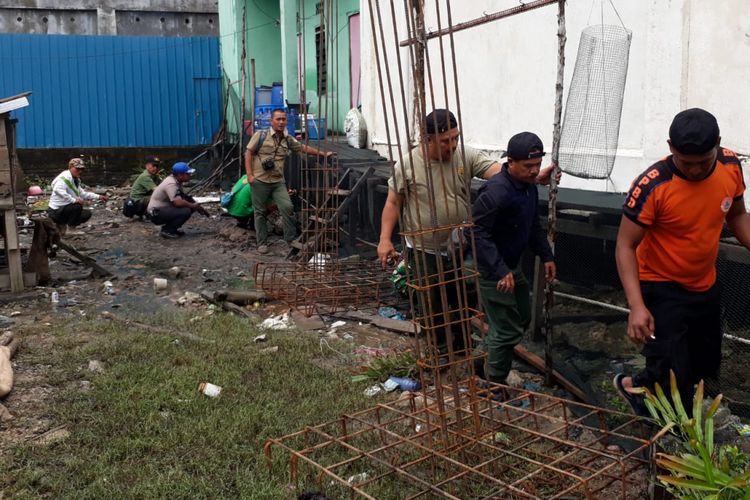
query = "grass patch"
xmin=1 ymin=311 xmax=374 ymax=498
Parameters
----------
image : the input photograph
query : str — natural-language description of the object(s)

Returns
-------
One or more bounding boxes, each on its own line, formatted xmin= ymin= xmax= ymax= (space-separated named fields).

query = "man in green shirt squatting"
xmin=125 ymin=155 xmax=162 ymax=220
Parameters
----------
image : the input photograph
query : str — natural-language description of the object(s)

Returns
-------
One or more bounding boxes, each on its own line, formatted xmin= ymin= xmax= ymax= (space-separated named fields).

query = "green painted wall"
xmin=220 ymin=0 xmax=359 ymax=137
xmin=219 ymin=0 xmax=283 ymax=139
xmin=300 ymin=0 xmax=359 ymax=133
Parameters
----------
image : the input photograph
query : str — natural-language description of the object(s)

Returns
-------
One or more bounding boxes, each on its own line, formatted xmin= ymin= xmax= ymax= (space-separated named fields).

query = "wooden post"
xmin=544 ymin=0 xmax=566 ymax=385
xmin=529 ymin=256 xmax=545 ymax=341
xmin=0 ymin=117 xmax=22 ymax=292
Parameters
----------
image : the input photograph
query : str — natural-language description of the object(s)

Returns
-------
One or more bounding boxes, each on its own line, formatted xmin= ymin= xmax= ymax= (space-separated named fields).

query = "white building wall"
xmin=361 ymin=0 xmax=750 ymax=194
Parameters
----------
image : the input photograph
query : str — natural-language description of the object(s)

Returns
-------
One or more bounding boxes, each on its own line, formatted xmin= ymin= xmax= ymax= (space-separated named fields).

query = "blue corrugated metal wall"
xmin=0 ymin=34 xmax=221 ymax=148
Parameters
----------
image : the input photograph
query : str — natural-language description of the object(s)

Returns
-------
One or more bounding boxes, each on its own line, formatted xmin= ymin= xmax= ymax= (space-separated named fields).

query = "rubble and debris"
xmin=88 ymin=360 xmax=105 ymax=374
xmin=166 ymin=266 xmax=182 ymax=279
xmin=253 ymin=334 xmax=267 ymax=343
xmin=260 ymin=314 xmax=291 ymax=330
xmin=177 ymin=292 xmax=202 ymax=306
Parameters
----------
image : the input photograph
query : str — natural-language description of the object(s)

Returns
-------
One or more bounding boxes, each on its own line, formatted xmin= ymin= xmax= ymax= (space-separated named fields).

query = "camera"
xmin=262 ymin=158 xmax=275 ymax=171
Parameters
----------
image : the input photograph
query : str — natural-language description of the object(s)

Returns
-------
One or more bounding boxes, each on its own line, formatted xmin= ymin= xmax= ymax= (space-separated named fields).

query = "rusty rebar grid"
xmin=265 ymin=380 xmax=666 ymax=499
xmin=253 ymin=260 xmax=398 ymax=317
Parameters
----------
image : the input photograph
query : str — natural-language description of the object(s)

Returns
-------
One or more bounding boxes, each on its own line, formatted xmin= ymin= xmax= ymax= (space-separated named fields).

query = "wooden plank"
xmin=3 ymin=209 xmax=23 ymax=292
xmin=55 ymin=240 xmax=112 ymax=278
xmin=469 ymin=317 xmax=589 ymax=403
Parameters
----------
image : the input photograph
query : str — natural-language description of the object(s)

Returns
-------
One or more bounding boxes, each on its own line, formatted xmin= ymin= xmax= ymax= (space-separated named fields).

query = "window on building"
xmin=315 ymin=25 xmax=327 ymax=95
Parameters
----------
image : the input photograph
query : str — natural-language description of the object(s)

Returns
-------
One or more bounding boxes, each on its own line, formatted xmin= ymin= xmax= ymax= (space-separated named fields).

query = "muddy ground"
xmin=1 ymin=191 xmax=748 ymax=464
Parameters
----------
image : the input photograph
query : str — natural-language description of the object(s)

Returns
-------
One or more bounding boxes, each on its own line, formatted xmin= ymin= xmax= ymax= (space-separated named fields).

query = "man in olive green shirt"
xmin=378 ymin=109 xmax=557 ymax=360
xmin=127 ymin=155 xmax=162 ymax=219
xmin=245 ymin=109 xmax=334 ymax=254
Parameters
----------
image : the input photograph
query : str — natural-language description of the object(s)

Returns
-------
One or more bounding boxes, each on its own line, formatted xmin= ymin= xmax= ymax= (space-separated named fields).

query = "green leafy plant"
xmin=350 ymin=351 xmax=417 ymax=383
xmin=631 ymin=370 xmax=750 ymax=499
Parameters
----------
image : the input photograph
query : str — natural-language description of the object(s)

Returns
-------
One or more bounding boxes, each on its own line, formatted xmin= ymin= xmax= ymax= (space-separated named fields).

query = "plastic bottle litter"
xmin=387 ymin=376 xmax=421 ymax=392
xmin=347 ymin=472 xmax=370 ymax=485
xmin=153 ymin=278 xmax=168 ymax=292
xmin=197 ymin=382 xmax=222 ymax=398
xmin=51 ymin=291 xmax=60 ymax=307
xmin=103 ymin=281 xmax=115 ymax=295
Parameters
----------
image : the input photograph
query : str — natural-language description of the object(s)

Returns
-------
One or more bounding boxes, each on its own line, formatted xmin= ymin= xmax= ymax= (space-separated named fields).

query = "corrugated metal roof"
xmin=0 ymin=33 xmax=221 ymax=148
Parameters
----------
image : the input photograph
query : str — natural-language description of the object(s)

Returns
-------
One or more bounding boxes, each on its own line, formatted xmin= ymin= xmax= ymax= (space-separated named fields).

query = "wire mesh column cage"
xmin=558 ymin=24 xmax=632 ymax=179
xmin=253 ymin=0 xmax=395 ymax=317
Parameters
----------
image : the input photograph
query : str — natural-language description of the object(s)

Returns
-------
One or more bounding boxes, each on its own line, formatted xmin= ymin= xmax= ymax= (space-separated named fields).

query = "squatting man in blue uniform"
xmin=465 ymin=132 xmax=556 ymax=385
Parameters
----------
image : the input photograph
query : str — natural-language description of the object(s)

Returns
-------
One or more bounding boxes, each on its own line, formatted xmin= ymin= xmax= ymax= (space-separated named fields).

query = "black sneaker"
xmin=160 ymin=230 xmax=179 ymax=239
xmin=613 ymin=373 xmax=649 ymax=417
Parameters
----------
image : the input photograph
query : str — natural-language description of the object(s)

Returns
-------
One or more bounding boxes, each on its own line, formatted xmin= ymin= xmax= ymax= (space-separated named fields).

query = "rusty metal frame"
xmin=265 ymin=381 xmax=667 ymax=499
xmin=253 ymin=260 xmax=397 ymax=317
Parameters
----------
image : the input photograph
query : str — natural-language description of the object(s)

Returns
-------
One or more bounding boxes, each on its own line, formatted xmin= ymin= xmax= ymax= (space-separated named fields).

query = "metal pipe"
xmin=398 ymin=0 xmax=558 ymax=47
xmin=554 ymin=291 xmax=750 ymax=346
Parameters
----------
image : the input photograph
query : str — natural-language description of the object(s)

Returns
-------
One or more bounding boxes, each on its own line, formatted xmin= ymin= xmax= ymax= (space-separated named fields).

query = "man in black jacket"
xmin=466 ymin=132 xmax=556 ymax=384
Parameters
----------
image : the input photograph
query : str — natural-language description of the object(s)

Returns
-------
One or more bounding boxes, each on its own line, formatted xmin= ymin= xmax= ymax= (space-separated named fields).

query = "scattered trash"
xmin=415 ymin=424 xmax=423 ymax=433
xmin=88 ymin=360 xmax=105 ymax=374
xmin=737 ymin=424 xmax=750 ymax=437
xmin=260 ymin=314 xmax=291 ymax=330
xmin=153 ymin=278 xmax=168 ymax=292
xmin=260 ymin=346 xmax=279 ymax=354
xmin=252 ymin=301 xmax=262 ymax=309
xmin=197 ymin=382 xmax=222 ymax=398
xmin=177 ymin=292 xmax=202 ymax=306
xmin=341 ymin=333 xmax=354 ymax=341
xmin=103 ymin=281 xmax=116 ymax=295
xmin=377 ymin=306 xmax=405 ymax=321
xmin=347 ymin=472 xmax=370 ymax=485
xmin=330 ymin=320 xmax=346 ymax=329
xmin=254 ymin=334 xmax=267 ymax=343
xmin=308 ymin=253 xmax=331 ymax=270
xmin=166 ymin=266 xmax=182 ymax=279
xmin=506 ymin=370 xmax=524 ymax=388
xmin=382 ymin=378 xmax=400 ymax=392
xmin=387 ymin=376 xmax=421 ymax=392
xmin=364 ymin=384 xmax=383 ymax=397
xmin=236 ymin=270 xmax=246 ymax=277
xmin=79 ymin=380 xmax=92 ymax=392
xmin=606 ymin=444 xmax=623 ymax=453
xmin=8 ymin=311 xmax=21 ymax=317
xmin=523 ymin=381 xmax=542 ymax=392
xmin=50 ymin=291 xmax=60 ymax=306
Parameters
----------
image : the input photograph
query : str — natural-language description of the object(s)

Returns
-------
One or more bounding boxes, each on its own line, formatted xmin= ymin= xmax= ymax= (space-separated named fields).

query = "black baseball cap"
xmin=669 ymin=108 xmax=720 ymax=155
xmin=145 ymin=155 xmax=162 ymax=165
xmin=425 ymin=109 xmax=457 ymax=135
xmin=502 ymin=132 xmax=546 ymax=160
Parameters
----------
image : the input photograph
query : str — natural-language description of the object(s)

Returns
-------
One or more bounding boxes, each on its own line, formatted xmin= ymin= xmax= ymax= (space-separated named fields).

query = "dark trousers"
xmin=150 ymin=206 xmax=192 ymax=233
xmin=478 ymin=267 xmax=530 ymax=384
xmin=409 ymin=249 xmax=472 ymax=357
xmin=134 ymin=198 xmax=149 ymax=217
xmin=252 ymin=181 xmax=295 ymax=244
xmin=632 ymin=281 xmax=722 ymax=409
xmin=47 ymin=204 xmax=91 ymax=227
